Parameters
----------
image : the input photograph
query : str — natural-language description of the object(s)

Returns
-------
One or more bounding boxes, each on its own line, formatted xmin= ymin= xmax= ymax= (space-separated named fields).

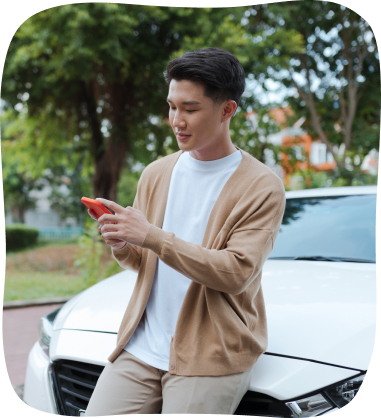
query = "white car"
xmin=23 ymin=185 xmax=377 ymax=417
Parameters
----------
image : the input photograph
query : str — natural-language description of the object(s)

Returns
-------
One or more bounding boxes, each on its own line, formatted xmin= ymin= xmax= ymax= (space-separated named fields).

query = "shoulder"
xmin=240 ymin=149 xmax=285 ymax=197
xmin=139 ymin=150 xmax=182 ymax=184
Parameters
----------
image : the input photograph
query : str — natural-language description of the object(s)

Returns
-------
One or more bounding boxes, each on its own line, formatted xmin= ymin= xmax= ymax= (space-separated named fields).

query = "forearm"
xmin=141 ymin=224 xmax=274 ymax=295
xmin=110 ymin=172 xmax=146 ymax=272
xmin=112 ymin=242 xmax=142 ymax=272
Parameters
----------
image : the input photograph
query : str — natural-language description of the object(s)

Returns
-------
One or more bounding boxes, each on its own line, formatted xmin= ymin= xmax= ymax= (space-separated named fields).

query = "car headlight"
xmin=38 ymin=306 xmax=62 ymax=358
xmin=285 ymin=374 xmax=365 ymax=417
xmin=324 ymin=374 xmax=364 ymax=408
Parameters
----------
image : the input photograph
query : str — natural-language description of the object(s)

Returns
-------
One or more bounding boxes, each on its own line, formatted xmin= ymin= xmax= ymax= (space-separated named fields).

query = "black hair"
xmin=164 ymin=48 xmax=245 ymax=114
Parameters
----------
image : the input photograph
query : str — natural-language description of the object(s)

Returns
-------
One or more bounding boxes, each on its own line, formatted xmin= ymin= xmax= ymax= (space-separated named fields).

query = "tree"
xmin=1 ymin=4 xmax=252 ymax=202
xmin=229 ymin=106 xmax=280 ymax=162
xmin=1 ymin=118 xmax=43 ymax=222
xmin=243 ymin=1 xmax=379 ymax=178
xmin=45 ymin=162 xmax=93 ymax=226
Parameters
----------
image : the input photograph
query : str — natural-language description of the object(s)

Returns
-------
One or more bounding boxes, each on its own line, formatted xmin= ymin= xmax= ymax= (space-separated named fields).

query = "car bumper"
xmin=23 ymin=341 xmax=57 ymax=414
xmin=24 ymin=329 xmax=361 ymax=416
xmin=24 ymin=329 xmax=117 ymax=414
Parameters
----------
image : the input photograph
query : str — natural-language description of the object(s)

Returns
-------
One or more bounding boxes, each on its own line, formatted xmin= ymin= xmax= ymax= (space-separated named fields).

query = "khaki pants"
xmin=84 ymin=350 xmax=253 ymax=415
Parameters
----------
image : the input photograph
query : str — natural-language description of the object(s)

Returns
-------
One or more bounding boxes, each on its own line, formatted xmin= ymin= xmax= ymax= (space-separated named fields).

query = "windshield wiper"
xmin=268 ymin=256 xmax=375 ymax=263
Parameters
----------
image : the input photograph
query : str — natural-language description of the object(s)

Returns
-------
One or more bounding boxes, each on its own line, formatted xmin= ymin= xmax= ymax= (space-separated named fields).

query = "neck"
xmin=189 ymin=140 xmax=237 ymax=161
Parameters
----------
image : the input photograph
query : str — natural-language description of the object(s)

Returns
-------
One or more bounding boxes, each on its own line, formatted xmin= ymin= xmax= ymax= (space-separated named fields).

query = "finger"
xmin=98 ymin=222 xmax=113 ymax=233
xmin=105 ymin=239 xmax=125 ymax=246
xmin=102 ymin=235 xmax=120 ymax=243
xmin=101 ymin=231 xmax=120 ymax=240
xmin=96 ymin=198 xmax=125 ymax=214
xmin=105 ymin=238 xmax=124 ymax=243
xmin=88 ymin=209 xmax=98 ymax=220
xmin=112 ymin=242 xmax=127 ymax=249
xmin=98 ymin=214 xmax=118 ymax=225
xmin=100 ymin=224 xmax=119 ymax=233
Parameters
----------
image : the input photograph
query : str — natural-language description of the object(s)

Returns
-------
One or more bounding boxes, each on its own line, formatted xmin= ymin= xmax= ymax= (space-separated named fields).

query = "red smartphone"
xmin=81 ymin=197 xmax=112 ymax=219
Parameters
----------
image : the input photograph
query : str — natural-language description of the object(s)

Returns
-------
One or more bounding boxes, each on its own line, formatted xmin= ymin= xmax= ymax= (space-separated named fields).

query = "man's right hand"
xmin=88 ymin=208 xmax=126 ymax=249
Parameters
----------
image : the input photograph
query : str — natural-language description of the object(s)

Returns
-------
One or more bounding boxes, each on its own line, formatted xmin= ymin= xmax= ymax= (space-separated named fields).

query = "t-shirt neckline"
xmin=181 ymin=149 xmax=242 ymax=172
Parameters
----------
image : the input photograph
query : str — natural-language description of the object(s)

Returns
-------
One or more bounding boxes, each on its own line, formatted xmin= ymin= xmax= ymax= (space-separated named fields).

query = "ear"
xmin=221 ymin=100 xmax=237 ymax=122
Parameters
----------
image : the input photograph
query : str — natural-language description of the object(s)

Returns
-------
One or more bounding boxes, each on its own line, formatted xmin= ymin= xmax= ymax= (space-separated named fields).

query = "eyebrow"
xmin=166 ymin=99 xmax=201 ymax=105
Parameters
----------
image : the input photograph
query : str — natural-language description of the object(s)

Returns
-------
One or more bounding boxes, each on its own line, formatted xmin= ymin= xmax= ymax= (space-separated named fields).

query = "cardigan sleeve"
xmin=111 ymin=174 xmax=144 ymax=272
xmin=141 ymin=190 xmax=286 ymax=295
xmin=112 ymin=241 xmax=142 ymax=272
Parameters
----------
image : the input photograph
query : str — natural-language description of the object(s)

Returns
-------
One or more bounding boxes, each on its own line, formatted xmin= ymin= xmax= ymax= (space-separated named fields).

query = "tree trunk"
xmin=12 ymin=205 xmax=25 ymax=223
xmin=20 ymin=207 xmax=25 ymax=224
xmin=291 ymin=67 xmax=346 ymax=170
xmin=259 ymin=143 xmax=266 ymax=164
xmin=92 ymin=136 xmax=127 ymax=203
xmin=12 ymin=206 xmax=20 ymax=223
xmin=82 ymin=79 xmax=130 ymax=203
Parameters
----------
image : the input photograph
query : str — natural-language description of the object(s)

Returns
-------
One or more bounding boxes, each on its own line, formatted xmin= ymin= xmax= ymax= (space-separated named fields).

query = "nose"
xmin=172 ymin=110 xmax=186 ymax=130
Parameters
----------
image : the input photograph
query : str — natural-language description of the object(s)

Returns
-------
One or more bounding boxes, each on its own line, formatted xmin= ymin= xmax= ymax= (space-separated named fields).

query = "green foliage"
xmin=46 ymin=163 xmax=93 ymax=225
xmin=332 ymin=165 xmax=378 ymax=187
xmin=243 ymin=2 xmax=380 ymax=162
xmin=31 ymin=237 xmax=80 ymax=249
xmin=5 ymin=223 xmax=39 ymax=251
xmin=229 ymin=107 xmax=282 ymax=164
xmin=1 ymin=4 xmax=256 ymax=203
xmin=3 ymin=271 xmax=85 ymax=302
xmin=102 ymin=256 xmax=124 ymax=279
xmin=287 ymin=167 xmax=378 ymax=191
xmin=73 ymin=219 xmax=104 ymax=287
xmin=1 ymin=108 xmax=92 ymax=225
xmin=117 ymin=169 xmax=140 ymax=208
xmin=287 ymin=169 xmax=332 ymax=190
xmin=4 ymin=239 xmax=122 ymax=301
xmin=73 ymin=218 xmax=122 ymax=287
xmin=1 ymin=110 xmax=43 ymax=222
xmin=1 ymin=162 xmax=42 ymax=223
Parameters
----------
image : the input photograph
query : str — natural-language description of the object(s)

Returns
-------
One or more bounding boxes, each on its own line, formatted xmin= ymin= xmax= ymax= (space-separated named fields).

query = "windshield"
xmin=269 ymin=194 xmax=376 ymax=263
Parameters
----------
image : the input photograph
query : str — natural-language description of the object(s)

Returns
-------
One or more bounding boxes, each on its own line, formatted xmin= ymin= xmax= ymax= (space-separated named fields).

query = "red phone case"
xmin=81 ymin=197 xmax=112 ymax=219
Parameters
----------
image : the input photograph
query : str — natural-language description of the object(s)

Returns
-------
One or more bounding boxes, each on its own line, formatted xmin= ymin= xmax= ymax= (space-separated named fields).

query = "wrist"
xmin=114 ymin=242 xmax=127 ymax=250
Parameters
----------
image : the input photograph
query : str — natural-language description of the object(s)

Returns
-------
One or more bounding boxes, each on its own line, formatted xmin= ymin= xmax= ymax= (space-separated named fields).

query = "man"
xmin=84 ymin=47 xmax=286 ymax=415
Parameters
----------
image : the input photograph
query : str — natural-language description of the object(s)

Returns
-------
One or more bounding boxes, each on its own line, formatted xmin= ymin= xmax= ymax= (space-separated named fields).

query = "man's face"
xmin=167 ymin=79 xmax=226 ymax=154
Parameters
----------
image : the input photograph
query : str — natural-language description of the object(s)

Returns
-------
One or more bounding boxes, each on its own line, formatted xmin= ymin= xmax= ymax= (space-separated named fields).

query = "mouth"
xmin=176 ymin=133 xmax=191 ymax=141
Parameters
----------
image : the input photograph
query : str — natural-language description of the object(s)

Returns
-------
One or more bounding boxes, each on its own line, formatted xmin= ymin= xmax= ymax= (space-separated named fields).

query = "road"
xmin=2 ymin=304 xmax=64 ymax=399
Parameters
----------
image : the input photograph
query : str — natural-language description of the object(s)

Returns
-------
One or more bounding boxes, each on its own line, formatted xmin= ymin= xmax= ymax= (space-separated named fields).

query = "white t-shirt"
xmin=124 ymin=149 xmax=243 ymax=370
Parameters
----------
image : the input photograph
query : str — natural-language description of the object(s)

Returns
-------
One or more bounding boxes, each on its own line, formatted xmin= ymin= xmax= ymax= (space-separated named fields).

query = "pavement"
xmin=2 ymin=303 xmax=64 ymax=400
xmin=3 ymin=297 xmax=71 ymax=310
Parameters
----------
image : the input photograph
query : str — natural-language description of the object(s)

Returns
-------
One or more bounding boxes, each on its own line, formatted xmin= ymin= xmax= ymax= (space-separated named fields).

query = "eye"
xmin=186 ymin=110 xmax=196 ymax=113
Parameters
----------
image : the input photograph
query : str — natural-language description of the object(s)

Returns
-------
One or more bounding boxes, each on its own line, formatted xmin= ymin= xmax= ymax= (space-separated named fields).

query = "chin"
xmin=177 ymin=140 xmax=193 ymax=150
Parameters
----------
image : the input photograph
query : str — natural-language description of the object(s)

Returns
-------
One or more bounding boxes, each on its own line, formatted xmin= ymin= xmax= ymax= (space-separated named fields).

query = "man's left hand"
xmin=96 ymin=198 xmax=151 ymax=247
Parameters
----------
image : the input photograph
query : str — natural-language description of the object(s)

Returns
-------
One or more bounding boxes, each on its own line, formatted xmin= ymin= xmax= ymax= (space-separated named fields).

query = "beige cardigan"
xmin=108 ymin=145 xmax=286 ymax=376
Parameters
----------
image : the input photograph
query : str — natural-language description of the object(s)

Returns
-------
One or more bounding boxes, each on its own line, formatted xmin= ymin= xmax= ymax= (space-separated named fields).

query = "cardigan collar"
xmin=155 ymin=145 xmax=252 ymax=247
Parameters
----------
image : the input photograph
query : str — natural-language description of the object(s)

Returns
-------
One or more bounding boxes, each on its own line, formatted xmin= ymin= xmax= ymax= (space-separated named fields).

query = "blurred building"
xmin=247 ymin=107 xmax=378 ymax=188
xmin=5 ymin=178 xmax=79 ymax=229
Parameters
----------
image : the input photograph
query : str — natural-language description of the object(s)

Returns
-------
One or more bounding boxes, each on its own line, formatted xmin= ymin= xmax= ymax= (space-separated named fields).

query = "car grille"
xmin=51 ymin=359 xmax=291 ymax=417
xmin=235 ymin=391 xmax=292 ymax=417
xmin=51 ymin=359 xmax=103 ymax=416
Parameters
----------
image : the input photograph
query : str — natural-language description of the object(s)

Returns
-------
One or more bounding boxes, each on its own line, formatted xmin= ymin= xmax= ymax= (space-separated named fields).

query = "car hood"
xmin=54 ymin=260 xmax=376 ymax=370
xmin=263 ymin=260 xmax=376 ymax=371
xmin=54 ymin=269 xmax=138 ymax=334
